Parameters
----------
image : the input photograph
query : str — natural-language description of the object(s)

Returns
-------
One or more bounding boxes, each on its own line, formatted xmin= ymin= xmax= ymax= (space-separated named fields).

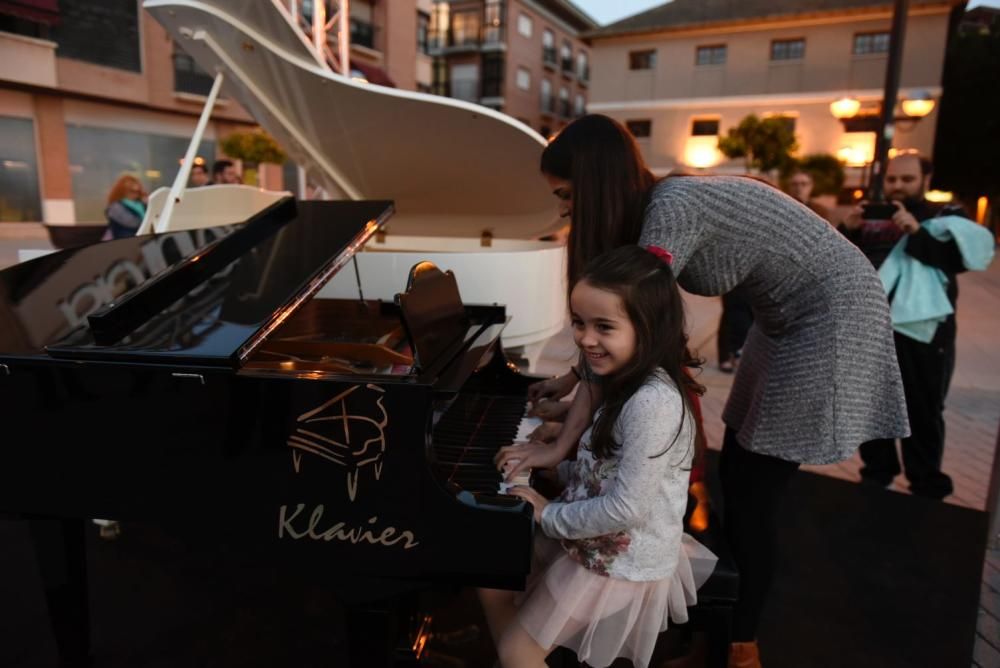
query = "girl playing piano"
xmin=483 ymin=245 xmax=717 ymax=668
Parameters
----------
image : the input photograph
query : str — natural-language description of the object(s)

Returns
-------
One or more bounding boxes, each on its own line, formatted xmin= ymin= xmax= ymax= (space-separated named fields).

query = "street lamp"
xmin=830 ymin=96 xmax=861 ymax=120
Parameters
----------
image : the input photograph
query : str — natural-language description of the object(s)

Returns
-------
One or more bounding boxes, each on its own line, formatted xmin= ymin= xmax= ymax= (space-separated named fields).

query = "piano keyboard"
xmin=432 ymin=393 xmax=541 ymax=496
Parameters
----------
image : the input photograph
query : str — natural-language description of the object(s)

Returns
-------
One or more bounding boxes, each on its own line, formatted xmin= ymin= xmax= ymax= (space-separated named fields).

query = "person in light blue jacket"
xmin=841 ymin=152 xmax=994 ymax=499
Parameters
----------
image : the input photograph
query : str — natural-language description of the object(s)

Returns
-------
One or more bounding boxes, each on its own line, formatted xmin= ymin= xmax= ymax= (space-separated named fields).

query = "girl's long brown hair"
xmin=576 ymin=246 xmax=704 ymax=461
xmin=541 ymin=115 xmax=657 ymax=291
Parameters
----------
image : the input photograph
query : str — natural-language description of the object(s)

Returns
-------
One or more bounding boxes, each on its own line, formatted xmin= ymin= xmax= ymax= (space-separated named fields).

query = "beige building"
xmin=429 ymin=0 xmax=596 ymax=137
xmin=585 ymin=0 xmax=961 ymax=187
xmin=0 ymin=0 xmax=429 ymax=225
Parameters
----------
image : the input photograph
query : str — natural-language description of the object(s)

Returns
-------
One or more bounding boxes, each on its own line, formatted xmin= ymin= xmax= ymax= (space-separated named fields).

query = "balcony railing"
xmin=561 ymin=57 xmax=573 ymax=75
xmin=542 ymin=46 xmax=557 ymax=69
xmin=559 ymin=100 xmax=571 ymax=118
xmin=540 ymin=95 xmax=555 ymax=115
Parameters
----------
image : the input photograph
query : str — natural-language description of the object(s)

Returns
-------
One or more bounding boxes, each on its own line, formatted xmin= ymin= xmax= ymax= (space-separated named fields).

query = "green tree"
xmin=718 ymin=114 xmax=798 ymax=174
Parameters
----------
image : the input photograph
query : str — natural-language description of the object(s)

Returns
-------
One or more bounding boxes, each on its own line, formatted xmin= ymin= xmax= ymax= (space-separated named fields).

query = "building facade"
xmin=585 ymin=0 xmax=960 ymax=186
xmin=429 ymin=0 xmax=596 ymax=137
xmin=0 ymin=0 xmax=430 ymax=225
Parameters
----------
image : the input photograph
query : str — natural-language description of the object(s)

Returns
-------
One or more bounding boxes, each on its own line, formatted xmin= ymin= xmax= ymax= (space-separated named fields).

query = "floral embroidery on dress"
xmin=560 ymin=441 xmax=632 ymax=576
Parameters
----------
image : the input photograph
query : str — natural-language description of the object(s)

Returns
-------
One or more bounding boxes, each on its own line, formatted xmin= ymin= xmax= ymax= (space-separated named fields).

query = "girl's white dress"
xmin=517 ymin=371 xmax=718 ymax=668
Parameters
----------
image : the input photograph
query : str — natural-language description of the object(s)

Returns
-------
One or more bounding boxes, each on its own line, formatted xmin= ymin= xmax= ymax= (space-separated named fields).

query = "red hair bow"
xmin=645 ymin=245 xmax=674 ymax=265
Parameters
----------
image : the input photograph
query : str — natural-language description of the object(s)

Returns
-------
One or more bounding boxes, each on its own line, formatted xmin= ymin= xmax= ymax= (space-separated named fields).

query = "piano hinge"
xmin=171 ymin=372 xmax=205 ymax=385
xmin=480 ymin=229 xmax=493 ymax=248
xmin=0 ymin=363 xmax=8 ymax=376
xmin=375 ymin=228 xmax=387 ymax=244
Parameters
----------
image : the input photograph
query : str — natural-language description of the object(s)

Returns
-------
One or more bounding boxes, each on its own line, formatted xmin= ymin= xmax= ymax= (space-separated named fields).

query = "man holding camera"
xmin=840 ymin=152 xmax=968 ymax=499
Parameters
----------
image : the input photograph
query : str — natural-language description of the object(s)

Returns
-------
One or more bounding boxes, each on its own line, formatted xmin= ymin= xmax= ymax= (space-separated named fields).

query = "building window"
xmin=574 ymin=93 xmax=585 ymax=117
xmin=691 ymin=119 xmax=720 ymax=136
xmin=429 ymin=3 xmax=448 ymax=50
xmin=451 ymin=9 xmax=480 ymax=47
xmin=771 ymin=38 xmax=805 ymax=61
xmin=482 ymin=53 xmax=504 ymax=97
xmin=559 ymin=87 xmax=570 ymax=117
xmin=450 ymin=63 xmax=479 ymax=101
xmin=696 ymin=44 xmax=727 ymax=66
xmin=853 ymin=31 xmax=890 ymax=55
xmin=350 ymin=18 xmax=376 ymax=49
xmin=560 ymin=41 xmax=573 ymax=73
xmin=66 ymin=125 xmax=214 ymax=223
xmin=0 ymin=116 xmax=42 ymax=222
xmin=577 ymin=52 xmax=589 ymax=81
xmin=417 ymin=11 xmax=431 ymax=54
xmin=483 ymin=0 xmax=505 ymax=45
xmin=516 ymin=67 xmax=531 ymax=91
xmin=629 ymin=49 xmax=656 ymax=70
xmin=173 ymin=47 xmax=215 ymax=96
xmin=432 ymin=57 xmax=449 ymax=96
xmin=540 ymin=78 xmax=553 ymax=113
xmin=50 ymin=0 xmax=141 ymax=72
xmin=542 ymin=29 xmax=556 ymax=67
xmin=626 ymin=119 xmax=652 ymax=138
xmin=517 ymin=13 xmax=532 ymax=38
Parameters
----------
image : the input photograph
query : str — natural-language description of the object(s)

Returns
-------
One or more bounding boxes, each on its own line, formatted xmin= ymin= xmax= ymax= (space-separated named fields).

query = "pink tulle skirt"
xmin=516 ymin=534 xmax=718 ymax=668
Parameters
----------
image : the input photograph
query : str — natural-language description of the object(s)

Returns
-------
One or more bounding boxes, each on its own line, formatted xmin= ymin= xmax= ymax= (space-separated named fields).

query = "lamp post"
xmin=828 ymin=0 xmax=938 ymax=199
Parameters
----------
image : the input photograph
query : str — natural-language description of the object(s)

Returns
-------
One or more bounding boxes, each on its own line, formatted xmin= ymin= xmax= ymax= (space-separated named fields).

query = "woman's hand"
xmin=527 ymin=371 xmax=577 ymax=404
xmin=528 ymin=399 xmax=571 ymax=422
xmin=495 ymin=440 xmax=566 ymax=481
xmin=508 ymin=485 xmax=549 ymax=522
xmin=528 ymin=422 xmax=562 ymax=443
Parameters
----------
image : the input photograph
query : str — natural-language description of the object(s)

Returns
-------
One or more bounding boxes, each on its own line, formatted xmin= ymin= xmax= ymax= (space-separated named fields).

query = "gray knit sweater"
xmin=639 ymin=176 xmax=908 ymax=464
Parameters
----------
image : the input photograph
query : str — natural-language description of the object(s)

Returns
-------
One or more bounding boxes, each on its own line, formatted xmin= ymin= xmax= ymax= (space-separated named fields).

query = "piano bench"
xmin=682 ymin=495 xmax=739 ymax=668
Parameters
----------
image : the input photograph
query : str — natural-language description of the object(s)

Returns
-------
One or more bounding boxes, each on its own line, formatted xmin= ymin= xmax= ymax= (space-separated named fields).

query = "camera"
xmin=861 ymin=202 xmax=897 ymax=220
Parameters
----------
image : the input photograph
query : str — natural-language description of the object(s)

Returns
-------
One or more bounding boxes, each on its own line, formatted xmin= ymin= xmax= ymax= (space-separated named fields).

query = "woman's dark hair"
xmin=541 ymin=115 xmax=658 ymax=291
xmin=575 ymin=245 xmax=704 ymax=461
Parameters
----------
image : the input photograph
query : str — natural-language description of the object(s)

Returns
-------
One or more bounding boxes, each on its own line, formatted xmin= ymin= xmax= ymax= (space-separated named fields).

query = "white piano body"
xmin=142 ymin=0 xmax=567 ymax=364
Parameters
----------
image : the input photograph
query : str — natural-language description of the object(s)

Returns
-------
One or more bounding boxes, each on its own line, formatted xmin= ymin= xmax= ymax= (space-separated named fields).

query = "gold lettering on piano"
xmin=277 ymin=504 xmax=419 ymax=550
xmin=287 ymin=383 xmax=388 ymax=503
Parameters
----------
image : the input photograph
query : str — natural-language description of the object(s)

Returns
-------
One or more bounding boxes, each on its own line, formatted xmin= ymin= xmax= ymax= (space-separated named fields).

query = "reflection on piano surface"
xmin=0 ymin=199 xmax=539 ymax=666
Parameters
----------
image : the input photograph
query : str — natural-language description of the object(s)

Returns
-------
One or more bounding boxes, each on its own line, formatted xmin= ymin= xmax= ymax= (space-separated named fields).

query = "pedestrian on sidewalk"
xmin=104 ymin=175 xmax=147 ymax=239
xmin=840 ymin=151 xmax=996 ymax=499
xmin=503 ymin=115 xmax=908 ymax=668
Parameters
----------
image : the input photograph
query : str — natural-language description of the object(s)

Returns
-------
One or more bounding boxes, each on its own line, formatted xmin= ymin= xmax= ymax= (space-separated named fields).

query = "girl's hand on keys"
xmin=495 ymin=440 xmax=563 ymax=481
xmin=527 ymin=372 xmax=577 ymax=403
xmin=528 ymin=399 xmax=570 ymax=421
xmin=529 ymin=422 xmax=562 ymax=443
xmin=508 ymin=485 xmax=548 ymax=522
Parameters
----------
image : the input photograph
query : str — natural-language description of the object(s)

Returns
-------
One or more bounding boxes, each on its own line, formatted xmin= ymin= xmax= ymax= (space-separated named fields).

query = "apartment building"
xmin=0 ymin=0 xmax=430 ymax=225
xmin=585 ymin=0 xmax=961 ymax=185
xmin=429 ymin=0 xmax=596 ymax=137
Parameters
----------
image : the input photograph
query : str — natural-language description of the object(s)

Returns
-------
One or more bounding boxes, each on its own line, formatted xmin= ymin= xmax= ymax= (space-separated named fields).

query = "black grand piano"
xmin=0 ymin=198 xmax=539 ymax=666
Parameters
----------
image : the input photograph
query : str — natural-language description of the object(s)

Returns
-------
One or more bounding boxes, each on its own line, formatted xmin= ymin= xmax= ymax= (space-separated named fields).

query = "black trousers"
xmin=859 ymin=331 xmax=955 ymax=499
xmin=719 ymin=428 xmax=799 ymax=642
xmin=717 ymin=290 xmax=753 ymax=364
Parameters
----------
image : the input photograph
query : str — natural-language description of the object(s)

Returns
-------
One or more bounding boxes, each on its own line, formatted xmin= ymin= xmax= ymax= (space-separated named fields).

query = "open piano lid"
xmin=21 ymin=199 xmax=394 ymax=367
xmin=143 ymin=0 xmax=561 ymax=240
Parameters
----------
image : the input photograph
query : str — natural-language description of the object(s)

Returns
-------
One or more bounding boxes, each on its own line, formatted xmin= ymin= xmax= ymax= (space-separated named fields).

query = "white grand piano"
xmin=139 ymin=0 xmax=568 ymax=367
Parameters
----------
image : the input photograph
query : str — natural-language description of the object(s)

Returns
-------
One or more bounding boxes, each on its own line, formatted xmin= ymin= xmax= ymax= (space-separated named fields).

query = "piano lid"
xmin=144 ymin=0 xmax=562 ymax=240
xmin=0 ymin=199 xmax=392 ymax=367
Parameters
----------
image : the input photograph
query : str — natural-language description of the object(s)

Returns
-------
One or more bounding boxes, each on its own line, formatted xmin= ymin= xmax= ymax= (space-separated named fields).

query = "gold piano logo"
xmin=287 ymin=383 xmax=388 ymax=502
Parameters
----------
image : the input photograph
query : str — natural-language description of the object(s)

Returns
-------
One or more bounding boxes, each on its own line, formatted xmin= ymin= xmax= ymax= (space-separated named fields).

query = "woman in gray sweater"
xmin=504 ymin=115 xmax=908 ymax=667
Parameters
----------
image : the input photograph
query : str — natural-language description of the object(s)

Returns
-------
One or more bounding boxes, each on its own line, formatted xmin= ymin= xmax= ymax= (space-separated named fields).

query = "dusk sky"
xmin=574 ymin=0 xmax=1000 ymax=26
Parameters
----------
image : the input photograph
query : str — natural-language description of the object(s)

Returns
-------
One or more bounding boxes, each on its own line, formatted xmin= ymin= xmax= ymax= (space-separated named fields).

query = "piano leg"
xmin=27 ymin=518 xmax=92 ymax=668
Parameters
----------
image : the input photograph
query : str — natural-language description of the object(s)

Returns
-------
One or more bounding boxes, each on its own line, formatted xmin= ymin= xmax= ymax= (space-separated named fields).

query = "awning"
xmin=349 ymin=60 xmax=396 ymax=88
xmin=0 ymin=0 xmax=60 ymax=25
